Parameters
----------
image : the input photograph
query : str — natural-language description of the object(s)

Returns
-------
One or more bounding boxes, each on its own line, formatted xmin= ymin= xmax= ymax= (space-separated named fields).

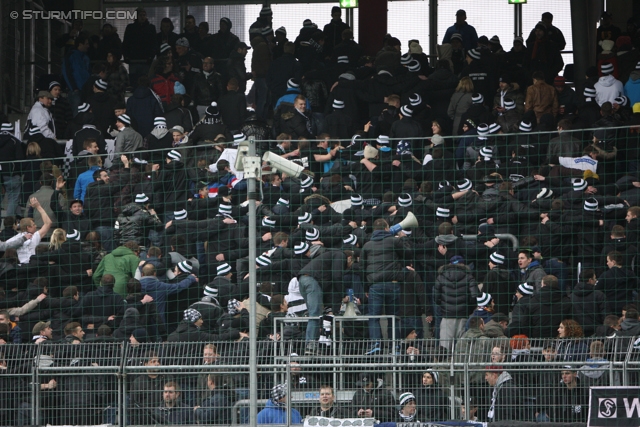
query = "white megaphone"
xmin=389 ymin=211 xmax=419 ymax=235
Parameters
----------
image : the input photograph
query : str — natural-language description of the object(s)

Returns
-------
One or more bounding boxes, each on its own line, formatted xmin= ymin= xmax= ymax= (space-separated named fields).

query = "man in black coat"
xmin=298 ymin=249 xmax=353 ymax=355
xmin=191 ymin=57 xmax=224 ymax=118
xmin=80 ymin=274 xmax=126 ymax=329
xmin=217 ymin=78 xmax=247 ymax=131
xmin=506 ymin=274 xmax=571 ymax=338
xmin=50 ymin=177 xmax=92 ymax=239
xmin=322 ymin=6 xmax=350 ymax=56
xmin=266 ymin=43 xmax=303 ymax=104
xmin=570 ymin=269 xmax=607 ymax=336
xmin=390 ymin=105 xmax=424 ymax=152
xmin=86 ymin=79 xmax=116 ymax=135
xmin=596 ymin=250 xmax=639 ymax=315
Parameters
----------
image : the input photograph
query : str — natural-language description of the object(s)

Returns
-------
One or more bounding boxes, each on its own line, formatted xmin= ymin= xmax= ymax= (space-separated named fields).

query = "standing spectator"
xmin=156 ymin=17 xmax=179 ymax=51
xmin=570 ymin=269 xmax=607 ymax=336
xmin=482 ymin=252 xmax=512 ymax=317
xmin=26 ymin=91 xmax=56 ymax=140
xmin=434 ymin=255 xmax=479 ymax=349
xmin=218 ymin=78 xmax=247 ymax=131
xmin=227 ymin=42 xmax=250 ymax=94
xmin=528 ymin=22 xmax=564 ymax=84
xmin=62 ymin=34 xmax=91 ymax=114
xmin=595 ymin=62 xmax=624 ymax=106
xmin=92 ymin=241 xmax=141 ymax=296
xmin=257 ymin=383 xmax=302 ymax=425
xmin=595 ymin=251 xmax=638 ymax=315
xmin=442 ymin=10 xmax=478 ymax=51
xmin=597 ymin=12 xmax=622 ymax=50
xmin=127 ymin=75 xmax=164 ymax=137
xmin=191 ymin=57 xmax=224 ymax=119
xmin=266 ymin=43 xmax=303 ymax=104
xmin=122 ymin=8 xmax=157 ymax=89
xmin=250 ymin=33 xmax=272 ymax=120
xmin=212 ymin=17 xmax=240 ymax=61
xmin=448 ymin=77 xmax=474 ymax=136
xmin=87 ymin=79 xmax=116 ymax=135
xmin=114 ymin=114 xmax=143 ymax=161
xmin=624 ymin=61 xmax=640 ymax=105
xmin=484 ymin=365 xmax=520 ymax=422
xmin=526 ymin=12 xmax=566 ymax=52
xmin=139 ymin=263 xmax=198 ymax=324
xmin=178 ymin=15 xmax=199 ymax=48
xmin=323 ymin=7 xmax=350 ymax=56
xmin=151 ymin=56 xmax=179 ymax=108
xmin=414 ymin=369 xmax=448 ymax=422
xmin=48 ymin=82 xmax=73 ymax=138
xmin=80 ymin=274 xmax=126 ymax=329
xmin=114 ymin=193 xmax=164 ymax=250
xmin=51 ymin=176 xmax=92 ymax=239
xmin=7 ymin=198 xmax=53 ymax=264
xmin=174 ymin=37 xmax=203 ymax=95
xmin=105 ymin=51 xmax=129 ymax=102
xmin=0 ymin=122 xmax=25 ymax=217
xmin=525 ymin=71 xmax=558 ymax=123
xmin=96 ymin=24 xmax=122 ymax=62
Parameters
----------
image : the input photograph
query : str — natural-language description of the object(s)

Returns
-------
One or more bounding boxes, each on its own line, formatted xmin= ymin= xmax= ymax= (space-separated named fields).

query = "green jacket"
xmin=93 ymin=246 xmax=140 ymax=296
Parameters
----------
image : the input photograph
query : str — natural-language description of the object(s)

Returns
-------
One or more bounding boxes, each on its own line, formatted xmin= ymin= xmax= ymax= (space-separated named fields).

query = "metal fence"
xmin=1 ymin=336 xmax=638 ymax=426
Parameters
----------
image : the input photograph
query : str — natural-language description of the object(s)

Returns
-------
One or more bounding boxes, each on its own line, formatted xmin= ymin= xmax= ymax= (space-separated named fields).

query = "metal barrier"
xmin=1 ymin=336 xmax=637 ymax=426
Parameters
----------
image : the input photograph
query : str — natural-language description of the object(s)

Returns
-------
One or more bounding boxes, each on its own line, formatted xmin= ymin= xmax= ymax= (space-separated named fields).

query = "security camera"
xmin=262 ymin=151 xmax=305 ymax=178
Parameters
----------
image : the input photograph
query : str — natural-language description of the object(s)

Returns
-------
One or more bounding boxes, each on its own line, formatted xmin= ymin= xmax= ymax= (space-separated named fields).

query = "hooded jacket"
xmin=519 ymin=260 xmax=546 ymax=291
xmin=126 ymin=86 xmax=164 ymax=136
xmin=80 ymin=285 xmax=127 ymax=328
xmin=570 ymin=282 xmax=607 ymax=336
xmin=113 ymin=307 xmax=144 ymax=339
xmin=92 ymin=245 xmax=140 ymax=296
xmin=487 ymin=370 xmax=520 ymax=422
xmin=595 ymin=74 xmax=624 ymax=106
xmin=434 ymin=263 xmax=480 ymax=318
xmin=414 ymin=382 xmax=449 ymax=421
xmin=624 ymin=70 xmax=640 ymax=105
xmin=114 ymin=202 xmax=163 ymax=247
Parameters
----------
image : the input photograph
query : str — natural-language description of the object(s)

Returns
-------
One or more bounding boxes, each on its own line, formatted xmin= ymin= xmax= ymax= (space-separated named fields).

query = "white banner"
xmin=304 ymin=417 xmax=376 ymax=427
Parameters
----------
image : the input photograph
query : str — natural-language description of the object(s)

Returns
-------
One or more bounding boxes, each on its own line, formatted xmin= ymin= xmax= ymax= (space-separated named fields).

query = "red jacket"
xmin=151 ymin=73 xmax=178 ymax=105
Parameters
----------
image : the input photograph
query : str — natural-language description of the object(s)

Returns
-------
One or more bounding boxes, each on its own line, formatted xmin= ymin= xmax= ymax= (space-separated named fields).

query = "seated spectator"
xmin=484 ymin=365 xmax=520 ymax=422
xmin=414 ymin=369 xmax=448 ymax=422
xmin=153 ymin=381 xmax=194 ymax=425
xmin=257 ymin=383 xmax=302 ymax=424
xmin=554 ymin=367 xmax=588 ymax=423
xmin=396 ymin=392 xmax=419 ymax=422
xmin=167 ymin=308 xmax=243 ymax=342
xmin=351 ymin=372 xmax=395 ymax=422
xmin=129 ymin=351 xmax=167 ymax=425
xmin=311 ymin=385 xmax=348 ymax=418
xmin=195 ymin=374 xmax=235 ymax=425
xmin=579 ymin=340 xmax=611 ymax=386
xmin=556 ymin=319 xmax=589 ymax=361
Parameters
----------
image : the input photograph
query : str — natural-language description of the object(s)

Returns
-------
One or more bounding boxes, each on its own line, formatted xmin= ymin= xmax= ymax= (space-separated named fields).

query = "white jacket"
xmin=594 ymin=75 xmax=623 ymax=106
xmin=26 ymin=101 xmax=56 ymax=139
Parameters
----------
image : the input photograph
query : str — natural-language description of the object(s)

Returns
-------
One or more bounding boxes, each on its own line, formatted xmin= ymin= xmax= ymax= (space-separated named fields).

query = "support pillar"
xmin=358 ymin=0 xmax=387 ymax=56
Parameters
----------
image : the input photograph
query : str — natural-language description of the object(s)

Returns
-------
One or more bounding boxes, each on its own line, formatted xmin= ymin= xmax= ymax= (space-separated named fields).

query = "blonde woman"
xmin=447 ymin=77 xmax=474 ymax=136
xmin=48 ymin=228 xmax=67 ymax=251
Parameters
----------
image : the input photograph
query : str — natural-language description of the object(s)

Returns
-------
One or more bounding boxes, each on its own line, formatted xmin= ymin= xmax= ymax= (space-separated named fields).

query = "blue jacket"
xmin=74 ymin=165 xmax=101 ymax=201
xmin=442 ymin=23 xmax=479 ymax=51
xmin=257 ymin=400 xmax=302 ymax=425
xmin=140 ymin=275 xmax=196 ymax=323
xmin=624 ymin=71 xmax=640 ymax=106
xmin=62 ymin=49 xmax=90 ymax=91
xmin=274 ymin=88 xmax=311 ymax=111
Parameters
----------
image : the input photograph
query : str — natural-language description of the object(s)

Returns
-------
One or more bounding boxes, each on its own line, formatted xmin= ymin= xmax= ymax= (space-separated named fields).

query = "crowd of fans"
xmin=2 ymin=4 xmax=640 ymax=425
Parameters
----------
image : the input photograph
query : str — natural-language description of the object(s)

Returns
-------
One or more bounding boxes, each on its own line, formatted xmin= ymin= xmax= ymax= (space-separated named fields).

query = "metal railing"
xmin=1 ymin=336 xmax=638 ymax=426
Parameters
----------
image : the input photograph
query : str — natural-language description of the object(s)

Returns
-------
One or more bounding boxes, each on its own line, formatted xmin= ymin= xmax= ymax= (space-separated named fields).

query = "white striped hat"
xmin=490 ymin=252 xmax=505 ymax=265
xmin=77 ymin=103 xmax=90 ymax=113
xmin=343 ymin=234 xmax=357 ymax=245
xmin=409 ymin=93 xmax=422 ymax=106
xmin=134 ymin=158 xmax=148 ymax=165
xmin=94 ymin=79 xmax=108 ymax=90
xmin=400 ymin=53 xmax=412 ymax=65
xmin=503 ymin=98 xmax=516 ymax=110
xmin=536 ymin=188 xmax=553 ymax=199
xmin=49 ymin=81 xmax=61 ymax=90
xmin=260 ymin=5 xmax=272 ymax=15
xmin=584 ymin=197 xmax=599 ymax=211
xmin=298 ymin=212 xmax=312 ymax=224
xmin=351 ymin=194 xmax=363 ymax=206
xmin=256 ymin=255 xmax=272 ymax=266
xmin=573 ymin=179 xmax=587 ymax=191
xmin=489 ymin=122 xmax=501 ymax=134
xmin=1 ymin=123 xmax=13 ymax=132
xmin=294 ymin=241 xmax=310 ymax=255
xmin=436 ymin=207 xmax=450 ymax=218
xmin=160 ymin=43 xmax=171 ymax=53
xmin=261 ymin=26 xmax=272 ymax=36
xmin=480 ymin=147 xmax=493 ymax=159
xmin=636 ymin=61 xmax=640 ymax=70
xmin=477 ymin=292 xmax=492 ymax=307
xmin=457 ymin=178 xmax=472 ymax=191
xmin=472 ymin=93 xmax=484 ymax=104
xmin=177 ymin=260 xmax=193 ymax=273
xmin=337 ymin=55 xmax=349 ymax=64
xmin=233 ymin=132 xmax=247 ymax=145
xmin=287 ymin=78 xmax=300 ymax=89
xmin=300 ymin=175 xmax=313 ymax=188
xmin=451 ymin=33 xmax=463 ymax=42
xmin=376 ymin=135 xmax=390 ymax=145
xmin=277 ymin=198 xmax=290 ymax=206
xmin=584 ymin=87 xmax=596 ymax=98
xmin=518 ymin=282 xmax=534 ymax=295
xmin=28 ymin=124 xmax=40 ymax=135
xmin=275 ymin=26 xmax=287 ymax=35
xmin=400 ymin=105 xmax=413 ymax=117
xmin=477 ymin=123 xmax=489 ymax=138
xmin=218 ymin=203 xmax=232 ymax=216
xmin=468 ymin=48 xmax=481 ymax=60
xmin=206 ymin=102 xmax=220 ymax=116
xmin=66 ymin=229 xmax=80 ymax=241
xmin=204 ymin=285 xmax=218 ymax=297
xmin=399 ymin=392 xmax=416 ymax=407
xmin=262 ymin=217 xmax=276 ymax=227
xmin=217 ymin=263 xmax=232 ymax=276
xmin=174 ymin=209 xmax=188 ymax=220
xmin=601 ymin=62 xmax=614 ymax=75
xmin=408 ymin=60 xmax=421 ymax=72
xmin=305 ymin=227 xmax=320 ymax=241
xmin=135 ymin=193 xmax=150 ymax=203
xmin=117 ymin=114 xmax=131 ymax=125
xmin=398 ymin=193 xmax=412 ymax=207
xmin=333 ymin=99 xmax=345 ymax=109
xmin=438 ymin=181 xmax=450 ymax=189
xmin=167 ymin=150 xmax=182 ymax=161
xmin=519 ymin=121 xmax=532 ymax=132
xmin=154 ymin=117 xmax=166 ymax=127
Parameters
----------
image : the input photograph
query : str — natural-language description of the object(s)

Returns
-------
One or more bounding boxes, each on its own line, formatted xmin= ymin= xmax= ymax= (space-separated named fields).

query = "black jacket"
xmin=507 ymin=286 xmax=571 ymax=338
xmin=167 ymin=320 xmax=239 ymax=342
xmin=84 ymin=168 xmax=131 ymax=227
xmin=217 ymin=90 xmax=247 ymax=131
xmin=298 ymin=249 xmax=350 ymax=313
xmin=362 ymin=230 xmax=413 ymax=284
xmin=434 ymin=263 xmax=480 ymax=318
xmin=114 ymin=202 xmax=164 ymax=247
xmin=155 ymin=160 xmax=189 ymax=214
xmin=87 ymin=91 xmax=117 ymax=135
xmin=50 ymin=189 xmax=92 ymax=238
xmin=80 ymin=286 xmax=126 ymax=328
xmin=351 ymin=386 xmax=396 ymax=422
xmin=570 ymin=282 xmax=607 ymax=336
xmin=191 ymin=71 xmax=224 ymax=107
xmin=414 ymin=385 xmax=448 ymax=422
xmin=595 ymin=267 xmax=638 ymax=315
xmin=69 ymin=124 xmax=107 ymax=156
